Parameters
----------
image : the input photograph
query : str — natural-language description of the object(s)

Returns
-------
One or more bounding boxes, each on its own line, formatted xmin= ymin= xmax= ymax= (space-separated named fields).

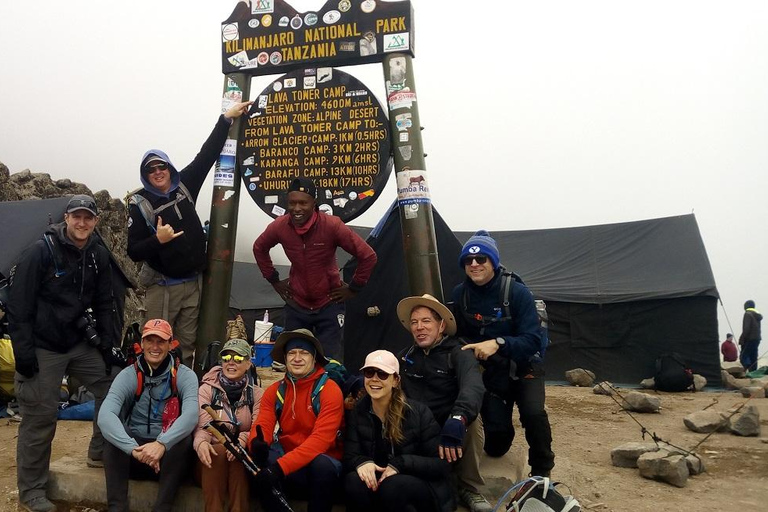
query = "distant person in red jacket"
xmin=721 ymin=333 xmax=738 ymax=362
xmin=252 ymin=178 xmax=377 ymax=359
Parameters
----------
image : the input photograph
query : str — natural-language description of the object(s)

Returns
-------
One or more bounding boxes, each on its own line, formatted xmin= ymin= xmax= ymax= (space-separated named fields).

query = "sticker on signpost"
xmin=396 ymin=170 xmax=431 ymax=205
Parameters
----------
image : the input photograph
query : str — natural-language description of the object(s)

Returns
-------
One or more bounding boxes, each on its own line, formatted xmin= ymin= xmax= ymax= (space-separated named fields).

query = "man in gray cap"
xmin=8 ymin=194 xmax=118 ymax=511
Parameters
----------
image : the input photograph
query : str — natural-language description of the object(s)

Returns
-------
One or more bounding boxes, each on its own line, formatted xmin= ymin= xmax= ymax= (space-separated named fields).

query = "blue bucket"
xmin=253 ymin=343 xmax=274 ymax=367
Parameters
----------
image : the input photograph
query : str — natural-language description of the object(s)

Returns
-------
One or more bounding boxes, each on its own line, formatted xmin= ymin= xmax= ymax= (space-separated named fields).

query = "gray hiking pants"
xmin=15 ymin=343 xmax=113 ymax=503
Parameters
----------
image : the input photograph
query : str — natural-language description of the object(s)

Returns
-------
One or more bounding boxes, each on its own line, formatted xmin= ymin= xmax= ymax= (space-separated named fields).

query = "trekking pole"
xmin=201 ymin=405 xmax=296 ymax=512
xmin=201 ymin=405 xmax=260 ymax=475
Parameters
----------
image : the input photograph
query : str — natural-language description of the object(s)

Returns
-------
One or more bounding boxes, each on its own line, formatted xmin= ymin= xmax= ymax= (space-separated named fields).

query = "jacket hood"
xmin=746 ymin=308 xmax=763 ymax=320
xmin=140 ymin=149 xmax=180 ymax=198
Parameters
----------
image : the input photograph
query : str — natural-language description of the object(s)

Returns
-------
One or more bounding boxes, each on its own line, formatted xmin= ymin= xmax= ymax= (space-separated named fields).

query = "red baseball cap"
xmin=142 ymin=319 xmax=172 ymax=341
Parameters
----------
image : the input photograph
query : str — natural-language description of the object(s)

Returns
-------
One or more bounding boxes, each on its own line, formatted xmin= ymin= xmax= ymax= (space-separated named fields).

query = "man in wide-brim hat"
xmin=248 ymin=328 xmax=343 ymax=512
xmin=395 ymin=294 xmax=489 ymax=512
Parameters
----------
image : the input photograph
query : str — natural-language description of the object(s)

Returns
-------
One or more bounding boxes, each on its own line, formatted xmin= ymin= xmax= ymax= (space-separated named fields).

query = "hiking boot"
xmin=272 ymin=361 xmax=286 ymax=372
xmin=20 ymin=496 xmax=56 ymax=512
xmin=458 ymin=487 xmax=493 ymax=512
xmin=86 ymin=456 xmax=104 ymax=468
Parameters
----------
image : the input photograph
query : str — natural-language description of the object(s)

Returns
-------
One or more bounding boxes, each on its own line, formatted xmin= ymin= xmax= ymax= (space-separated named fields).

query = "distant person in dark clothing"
xmin=721 ymin=333 xmax=738 ymax=363
xmin=739 ymin=300 xmax=762 ymax=371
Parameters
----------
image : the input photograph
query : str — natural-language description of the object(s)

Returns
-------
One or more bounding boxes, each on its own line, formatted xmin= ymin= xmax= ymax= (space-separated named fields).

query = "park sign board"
xmin=221 ymin=0 xmax=414 ymax=75
xmin=241 ymin=67 xmax=392 ymax=223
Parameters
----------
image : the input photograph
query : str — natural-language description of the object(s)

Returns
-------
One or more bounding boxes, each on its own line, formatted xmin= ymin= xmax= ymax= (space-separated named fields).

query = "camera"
xmin=75 ymin=308 xmax=101 ymax=347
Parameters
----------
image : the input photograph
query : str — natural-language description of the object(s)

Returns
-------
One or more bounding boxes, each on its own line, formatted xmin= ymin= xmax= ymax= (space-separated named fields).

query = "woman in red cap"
xmin=343 ymin=350 xmax=454 ymax=512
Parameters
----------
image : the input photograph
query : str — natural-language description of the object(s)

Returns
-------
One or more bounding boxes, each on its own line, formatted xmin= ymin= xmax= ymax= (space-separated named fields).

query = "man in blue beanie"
xmin=452 ymin=230 xmax=555 ymax=480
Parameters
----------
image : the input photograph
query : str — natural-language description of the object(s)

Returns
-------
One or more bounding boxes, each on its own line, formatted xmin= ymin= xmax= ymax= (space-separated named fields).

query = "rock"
xmin=638 ymin=451 xmax=689 ymax=487
xmin=683 ymin=410 xmax=727 ymax=433
xmin=565 ymin=368 xmax=595 ymax=387
xmin=610 ymin=442 xmax=658 ymax=468
xmin=55 ymin=178 xmax=72 ymax=188
xmin=692 ymin=374 xmax=707 ymax=391
xmin=12 ymin=169 xmax=33 ymax=183
xmin=729 ymin=405 xmax=761 ymax=437
xmin=720 ymin=370 xmax=739 ymax=390
xmin=639 ymin=377 xmax=655 ymax=389
xmin=621 ymin=391 xmax=661 ymax=413
xmin=733 ymin=377 xmax=755 ymax=389
xmin=593 ymin=381 xmax=615 ymax=395
xmin=740 ymin=387 xmax=766 ymax=398
xmin=722 ymin=361 xmax=746 ymax=378
xmin=685 ymin=454 xmax=706 ymax=475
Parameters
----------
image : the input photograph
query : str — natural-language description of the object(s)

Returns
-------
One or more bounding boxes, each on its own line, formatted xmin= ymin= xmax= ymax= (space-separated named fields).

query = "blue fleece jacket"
xmin=451 ymin=271 xmax=542 ymax=366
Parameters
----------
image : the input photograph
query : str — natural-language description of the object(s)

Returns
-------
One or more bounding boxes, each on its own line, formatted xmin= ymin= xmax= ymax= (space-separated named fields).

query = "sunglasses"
xmin=462 ymin=255 xmax=488 ymax=266
xmin=362 ymin=368 xmax=392 ymax=380
xmin=67 ymin=198 xmax=97 ymax=211
xmin=145 ymin=163 xmax=169 ymax=173
xmin=221 ymin=354 xmax=246 ymax=363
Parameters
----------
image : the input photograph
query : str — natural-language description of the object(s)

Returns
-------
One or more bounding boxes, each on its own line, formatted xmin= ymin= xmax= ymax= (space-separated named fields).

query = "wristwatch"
xmin=495 ymin=337 xmax=506 ymax=347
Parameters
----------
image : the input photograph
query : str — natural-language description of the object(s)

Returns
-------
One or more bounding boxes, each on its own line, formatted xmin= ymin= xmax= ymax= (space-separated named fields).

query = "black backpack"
xmin=654 ymin=353 xmax=694 ymax=392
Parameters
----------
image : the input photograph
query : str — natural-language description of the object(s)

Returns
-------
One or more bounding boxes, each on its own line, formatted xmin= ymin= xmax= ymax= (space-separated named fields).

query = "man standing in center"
xmin=252 ymin=178 xmax=377 ymax=360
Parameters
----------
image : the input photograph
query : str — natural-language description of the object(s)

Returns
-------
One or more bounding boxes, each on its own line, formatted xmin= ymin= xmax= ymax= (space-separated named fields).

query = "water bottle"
xmin=263 ymin=310 xmax=269 ymax=323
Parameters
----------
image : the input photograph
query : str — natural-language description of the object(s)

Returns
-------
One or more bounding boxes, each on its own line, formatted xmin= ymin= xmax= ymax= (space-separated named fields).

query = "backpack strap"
xmin=129 ymin=182 xmax=194 ymax=233
xmin=42 ymin=233 xmax=67 ymax=278
xmin=274 ymin=373 xmax=329 ymax=419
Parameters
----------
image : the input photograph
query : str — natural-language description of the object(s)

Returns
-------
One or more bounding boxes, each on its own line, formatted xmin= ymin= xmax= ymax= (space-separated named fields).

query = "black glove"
xmin=15 ymin=355 xmax=39 ymax=379
xmin=100 ymin=345 xmax=128 ymax=374
xmin=249 ymin=425 xmax=270 ymax=468
xmin=440 ymin=417 xmax=466 ymax=449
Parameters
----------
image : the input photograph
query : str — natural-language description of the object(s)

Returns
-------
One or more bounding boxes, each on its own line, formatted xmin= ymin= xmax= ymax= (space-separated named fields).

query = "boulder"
xmin=722 ymin=361 xmax=746 ymax=378
xmin=740 ymin=387 xmax=766 ymax=399
xmin=685 ymin=454 xmax=706 ymax=475
xmin=729 ymin=405 xmax=761 ymax=437
xmin=683 ymin=410 xmax=727 ymax=433
xmin=692 ymin=374 xmax=707 ymax=391
xmin=720 ymin=370 xmax=738 ymax=390
xmin=640 ymin=377 xmax=655 ymax=389
xmin=593 ymin=381 xmax=615 ymax=396
xmin=621 ymin=391 xmax=661 ymax=413
xmin=637 ymin=451 xmax=689 ymax=487
xmin=565 ymin=368 xmax=595 ymax=387
xmin=610 ymin=442 xmax=658 ymax=468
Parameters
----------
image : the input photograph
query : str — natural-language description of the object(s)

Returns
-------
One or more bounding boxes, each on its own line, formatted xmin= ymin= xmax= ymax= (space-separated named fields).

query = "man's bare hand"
xmin=156 ymin=216 xmax=184 ymax=244
xmin=461 ymin=339 xmax=499 ymax=361
xmin=224 ymin=101 xmax=254 ymax=119
xmin=272 ymin=279 xmax=292 ymax=301
xmin=329 ymin=283 xmax=356 ymax=302
xmin=134 ymin=441 xmax=166 ymax=473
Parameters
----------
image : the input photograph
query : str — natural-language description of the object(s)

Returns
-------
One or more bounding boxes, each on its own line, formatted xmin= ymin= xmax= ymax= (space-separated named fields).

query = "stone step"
xmin=48 ymin=457 xmax=345 ymax=511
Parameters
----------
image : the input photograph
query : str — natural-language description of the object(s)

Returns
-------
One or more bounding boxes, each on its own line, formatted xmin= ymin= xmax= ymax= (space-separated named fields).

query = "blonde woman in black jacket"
xmin=343 ymin=350 xmax=454 ymax=512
